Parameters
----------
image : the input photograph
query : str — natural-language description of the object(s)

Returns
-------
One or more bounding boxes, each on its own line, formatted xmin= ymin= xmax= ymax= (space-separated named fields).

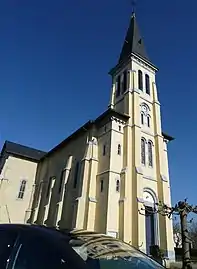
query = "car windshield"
xmin=68 ymin=232 xmax=164 ymax=269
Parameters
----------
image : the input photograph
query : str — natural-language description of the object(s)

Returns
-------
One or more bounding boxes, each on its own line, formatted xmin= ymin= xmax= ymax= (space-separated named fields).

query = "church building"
xmin=0 ymin=12 xmax=175 ymax=261
xmin=28 ymin=12 xmax=175 ymax=260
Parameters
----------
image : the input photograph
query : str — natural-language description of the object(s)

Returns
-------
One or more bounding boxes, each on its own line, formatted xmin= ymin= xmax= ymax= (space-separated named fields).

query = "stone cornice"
xmin=97 ymin=170 xmax=120 ymax=176
xmin=143 ymin=175 xmax=156 ymax=181
xmin=161 ymin=174 xmax=168 ymax=182
xmin=120 ymin=167 xmax=128 ymax=174
xmin=136 ymin=167 xmax=143 ymax=175
xmin=131 ymin=54 xmax=158 ymax=73
xmin=89 ymin=197 xmax=97 ymax=203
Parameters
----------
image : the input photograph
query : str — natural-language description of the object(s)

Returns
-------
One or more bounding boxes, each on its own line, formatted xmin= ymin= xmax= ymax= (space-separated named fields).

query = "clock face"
xmin=142 ymin=105 xmax=147 ymax=113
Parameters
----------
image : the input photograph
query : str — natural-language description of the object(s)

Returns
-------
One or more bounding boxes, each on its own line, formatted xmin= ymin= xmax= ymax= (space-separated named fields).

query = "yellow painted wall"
xmin=0 ymin=156 xmax=37 ymax=224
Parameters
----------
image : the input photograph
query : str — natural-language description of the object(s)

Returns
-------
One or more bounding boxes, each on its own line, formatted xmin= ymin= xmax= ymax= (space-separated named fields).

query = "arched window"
xmin=103 ymin=144 xmax=106 ymax=156
xmin=73 ymin=161 xmax=80 ymax=188
xmin=123 ymin=70 xmax=128 ymax=92
xmin=141 ymin=138 xmax=146 ymax=165
xmin=117 ymin=144 xmax=121 ymax=155
xmin=138 ymin=70 xmax=143 ymax=90
xmin=147 ymin=115 xmax=150 ymax=127
xmin=116 ymin=75 xmax=121 ymax=97
xmin=46 ymin=177 xmax=52 ymax=198
xmin=141 ymin=113 xmax=144 ymax=125
xmin=59 ymin=170 xmax=66 ymax=193
xmin=140 ymin=103 xmax=151 ymax=128
xmin=100 ymin=179 xmax=104 ymax=192
xmin=18 ymin=180 xmax=27 ymax=199
xmin=116 ymin=179 xmax=120 ymax=192
xmin=145 ymin=74 xmax=150 ymax=94
xmin=148 ymin=141 xmax=153 ymax=167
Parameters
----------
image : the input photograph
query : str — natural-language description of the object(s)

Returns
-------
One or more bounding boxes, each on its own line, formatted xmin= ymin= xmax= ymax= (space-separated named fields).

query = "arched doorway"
xmin=143 ymin=190 xmax=158 ymax=255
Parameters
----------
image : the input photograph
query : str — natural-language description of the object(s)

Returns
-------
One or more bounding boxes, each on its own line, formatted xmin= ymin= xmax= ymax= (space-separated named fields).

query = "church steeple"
xmin=118 ymin=12 xmax=149 ymax=64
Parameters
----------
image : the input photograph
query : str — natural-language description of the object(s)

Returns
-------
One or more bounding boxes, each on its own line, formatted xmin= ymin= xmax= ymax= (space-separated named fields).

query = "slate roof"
xmin=40 ymin=108 xmax=174 ymax=160
xmin=118 ymin=12 xmax=149 ymax=64
xmin=109 ymin=13 xmax=158 ymax=76
xmin=41 ymin=108 xmax=130 ymax=160
xmin=1 ymin=141 xmax=46 ymax=162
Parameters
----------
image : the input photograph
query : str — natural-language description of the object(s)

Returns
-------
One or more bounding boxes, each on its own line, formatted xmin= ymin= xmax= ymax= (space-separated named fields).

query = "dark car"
xmin=0 ymin=224 xmax=165 ymax=269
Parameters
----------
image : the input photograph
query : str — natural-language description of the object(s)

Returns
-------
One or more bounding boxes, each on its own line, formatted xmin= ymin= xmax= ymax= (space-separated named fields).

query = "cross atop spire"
xmin=131 ymin=0 xmax=136 ymax=15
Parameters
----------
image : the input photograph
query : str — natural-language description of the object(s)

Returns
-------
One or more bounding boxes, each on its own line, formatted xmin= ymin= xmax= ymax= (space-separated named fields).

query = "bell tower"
xmin=109 ymin=12 xmax=158 ymax=117
xmin=108 ymin=12 xmax=175 ymax=260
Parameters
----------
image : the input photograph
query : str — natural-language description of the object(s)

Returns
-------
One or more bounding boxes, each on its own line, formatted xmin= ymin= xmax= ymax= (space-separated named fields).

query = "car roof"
xmin=0 ymin=223 xmax=68 ymax=238
xmin=0 ymin=223 xmax=109 ymax=239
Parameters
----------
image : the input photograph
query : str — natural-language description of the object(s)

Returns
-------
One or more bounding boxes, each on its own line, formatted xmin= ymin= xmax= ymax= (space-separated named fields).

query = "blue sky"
xmin=0 ymin=0 xmax=196 ymax=206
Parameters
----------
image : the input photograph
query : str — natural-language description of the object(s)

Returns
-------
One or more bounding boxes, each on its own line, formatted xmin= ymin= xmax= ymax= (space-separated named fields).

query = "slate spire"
xmin=118 ymin=12 xmax=149 ymax=64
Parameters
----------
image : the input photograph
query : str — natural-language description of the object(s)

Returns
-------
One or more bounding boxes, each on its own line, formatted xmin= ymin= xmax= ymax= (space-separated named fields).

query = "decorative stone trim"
xmin=97 ymin=170 xmax=120 ymax=176
xmin=124 ymin=124 xmax=133 ymax=128
xmin=89 ymin=157 xmax=99 ymax=162
xmin=98 ymin=127 xmax=124 ymax=139
xmin=161 ymin=174 xmax=168 ymax=182
xmin=139 ymin=94 xmax=154 ymax=105
xmin=63 ymin=167 xmax=71 ymax=172
xmin=134 ymin=88 xmax=141 ymax=94
xmin=137 ymin=197 xmax=144 ymax=203
xmin=89 ymin=197 xmax=97 ymax=203
xmin=131 ymin=55 xmax=157 ymax=73
xmin=120 ymin=167 xmax=128 ymax=174
xmin=152 ymin=100 xmax=160 ymax=105
xmin=155 ymin=134 xmax=164 ymax=140
xmin=127 ymin=69 xmax=136 ymax=73
xmin=124 ymin=123 xmax=141 ymax=129
xmin=144 ymin=201 xmax=155 ymax=207
xmin=81 ymin=157 xmax=90 ymax=161
xmin=110 ymin=116 xmax=126 ymax=125
xmin=119 ymin=198 xmax=126 ymax=203
xmin=143 ymin=175 xmax=156 ymax=181
xmin=136 ymin=167 xmax=143 ymax=175
xmin=141 ymin=129 xmax=154 ymax=138
xmin=124 ymin=88 xmax=140 ymax=95
xmin=87 ymin=140 xmax=97 ymax=146
xmin=137 ymin=197 xmax=155 ymax=208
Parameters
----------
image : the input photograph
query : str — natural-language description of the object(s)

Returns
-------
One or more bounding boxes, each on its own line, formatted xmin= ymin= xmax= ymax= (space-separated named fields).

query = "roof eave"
xmin=94 ymin=108 xmax=130 ymax=125
xmin=41 ymin=120 xmax=94 ymax=161
xmin=5 ymin=152 xmax=42 ymax=162
xmin=40 ymin=109 xmax=130 ymax=161
xmin=109 ymin=53 xmax=158 ymax=77
xmin=162 ymin=132 xmax=174 ymax=142
xmin=131 ymin=53 xmax=159 ymax=71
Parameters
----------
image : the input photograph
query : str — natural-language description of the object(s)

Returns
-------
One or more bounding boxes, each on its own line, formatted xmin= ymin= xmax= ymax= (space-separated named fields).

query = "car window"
xmin=12 ymin=233 xmax=68 ymax=269
xmin=0 ymin=229 xmax=18 ymax=268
